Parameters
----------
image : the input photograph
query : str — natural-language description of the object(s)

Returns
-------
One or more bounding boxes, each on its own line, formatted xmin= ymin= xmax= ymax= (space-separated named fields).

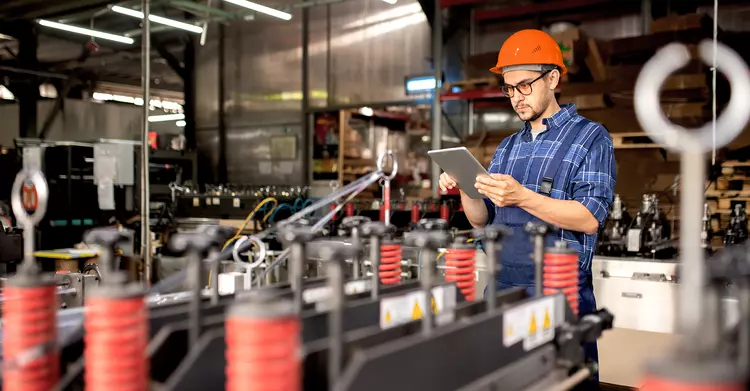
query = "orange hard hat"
xmin=490 ymin=29 xmax=567 ymax=76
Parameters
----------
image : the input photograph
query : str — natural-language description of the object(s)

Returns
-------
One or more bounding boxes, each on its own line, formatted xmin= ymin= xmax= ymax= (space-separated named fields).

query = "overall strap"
xmin=539 ymin=122 xmax=600 ymax=196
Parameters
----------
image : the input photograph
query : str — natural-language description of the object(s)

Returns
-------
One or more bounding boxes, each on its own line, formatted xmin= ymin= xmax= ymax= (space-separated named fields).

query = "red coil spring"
xmin=410 ymin=202 xmax=420 ymax=224
xmin=345 ymin=203 xmax=355 ymax=217
xmin=440 ymin=203 xmax=450 ymax=221
xmin=2 ymin=284 xmax=58 ymax=391
xmin=226 ymin=310 xmax=300 ymax=391
xmin=445 ymin=247 xmax=477 ymax=301
xmin=379 ymin=243 xmax=402 ymax=285
xmin=542 ymin=252 xmax=579 ymax=315
xmin=85 ymin=295 xmax=148 ymax=391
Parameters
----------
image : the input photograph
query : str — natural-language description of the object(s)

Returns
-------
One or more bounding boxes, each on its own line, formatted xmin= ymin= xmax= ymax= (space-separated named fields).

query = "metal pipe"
xmin=678 ymin=153 xmax=705 ymax=332
xmin=302 ymin=7 xmax=311 ymax=185
xmin=420 ymin=247 xmax=435 ymax=336
xmin=369 ymin=235 xmax=381 ymax=300
xmin=0 ymin=66 xmax=68 ymax=79
xmin=217 ymin=8 xmax=228 ymax=184
xmin=325 ymin=4 xmax=332 ymax=107
xmin=484 ymin=239 xmax=497 ymax=312
xmin=290 ymin=242 xmax=305 ymax=313
xmin=467 ymin=9 xmax=475 ymax=137
xmin=430 ymin=0 xmax=443 ymax=197
xmin=141 ymin=0 xmax=153 ymax=284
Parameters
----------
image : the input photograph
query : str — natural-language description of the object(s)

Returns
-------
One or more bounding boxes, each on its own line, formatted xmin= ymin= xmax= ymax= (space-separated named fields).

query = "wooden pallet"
xmin=443 ymin=77 xmax=500 ymax=91
xmin=610 ymin=132 xmax=661 ymax=149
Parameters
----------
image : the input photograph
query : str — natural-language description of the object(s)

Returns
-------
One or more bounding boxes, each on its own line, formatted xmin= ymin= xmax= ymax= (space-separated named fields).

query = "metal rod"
xmin=290 ymin=242 xmax=305 ymax=313
xmin=325 ymin=3 xmax=332 ymax=107
xmin=533 ymin=234 xmax=544 ymax=297
xmin=351 ymin=227 xmax=361 ymax=278
xmin=430 ymin=0 xmax=443 ymax=197
xmin=140 ymin=0 xmax=152 ymax=284
xmin=678 ymin=152 xmax=706 ymax=333
xmin=548 ymin=367 xmax=592 ymax=391
xmin=420 ymin=248 xmax=435 ymax=336
xmin=369 ymin=235 xmax=381 ymax=300
xmin=189 ymin=251 xmax=202 ymax=346
xmin=484 ymin=239 xmax=497 ymax=312
xmin=327 ymin=257 xmax=345 ymax=385
xmin=217 ymin=9 xmax=228 ymax=184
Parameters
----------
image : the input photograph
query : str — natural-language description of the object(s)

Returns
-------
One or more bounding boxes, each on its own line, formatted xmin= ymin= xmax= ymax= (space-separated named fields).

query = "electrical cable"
xmin=267 ymin=203 xmax=294 ymax=224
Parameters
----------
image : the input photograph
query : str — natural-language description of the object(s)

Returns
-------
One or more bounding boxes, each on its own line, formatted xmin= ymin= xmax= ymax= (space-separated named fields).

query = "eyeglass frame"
xmin=500 ymin=70 xmax=552 ymax=98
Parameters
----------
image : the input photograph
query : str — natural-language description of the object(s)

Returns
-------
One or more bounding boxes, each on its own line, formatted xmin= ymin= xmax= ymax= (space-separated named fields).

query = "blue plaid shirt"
xmin=484 ymin=104 xmax=616 ymax=271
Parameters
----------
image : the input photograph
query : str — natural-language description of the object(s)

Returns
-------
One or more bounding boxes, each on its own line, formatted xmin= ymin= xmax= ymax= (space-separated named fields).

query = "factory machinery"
xmin=2 ymin=39 xmax=750 ymax=391
xmin=0 ymin=149 xmax=614 ymax=391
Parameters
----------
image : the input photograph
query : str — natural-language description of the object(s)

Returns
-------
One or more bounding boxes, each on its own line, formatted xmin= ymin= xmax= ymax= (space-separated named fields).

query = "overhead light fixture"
xmin=223 ymin=0 xmax=292 ymax=21
xmin=176 ymin=120 xmax=187 ymax=127
xmin=381 ymin=0 xmax=398 ymax=4
xmin=111 ymin=6 xmax=204 ymax=34
xmin=149 ymin=113 xmax=185 ymax=122
xmin=37 ymin=20 xmax=134 ymax=44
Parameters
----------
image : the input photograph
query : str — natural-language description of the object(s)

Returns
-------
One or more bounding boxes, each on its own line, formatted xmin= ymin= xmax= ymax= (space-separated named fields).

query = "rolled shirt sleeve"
xmin=570 ymin=131 xmax=616 ymax=225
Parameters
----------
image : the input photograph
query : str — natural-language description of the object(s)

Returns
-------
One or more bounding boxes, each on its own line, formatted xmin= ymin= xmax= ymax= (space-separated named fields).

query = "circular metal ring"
xmin=232 ymin=235 xmax=267 ymax=270
xmin=634 ymin=40 xmax=750 ymax=153
xmin=11 ymin=170 xmax=49 ymax=227
xmin=376 ymin=150 xmax=398 ymax=180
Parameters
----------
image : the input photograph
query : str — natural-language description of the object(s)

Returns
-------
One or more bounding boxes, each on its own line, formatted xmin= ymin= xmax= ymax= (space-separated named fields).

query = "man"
xmin=439 ymin=29 xmax=616 ymax=385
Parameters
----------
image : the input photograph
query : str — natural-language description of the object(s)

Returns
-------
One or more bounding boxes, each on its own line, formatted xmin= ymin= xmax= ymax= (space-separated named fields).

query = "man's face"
xmin=502 ymin=70 xmax=552 ymax=122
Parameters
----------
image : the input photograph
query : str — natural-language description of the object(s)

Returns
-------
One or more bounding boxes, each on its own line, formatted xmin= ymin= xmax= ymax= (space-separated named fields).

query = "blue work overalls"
xmin=486 ymin=113 xmax=601 ymax=386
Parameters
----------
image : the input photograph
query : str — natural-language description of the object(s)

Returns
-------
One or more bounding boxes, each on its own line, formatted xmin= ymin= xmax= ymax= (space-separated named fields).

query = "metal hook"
xmin=232 ymin=235 xmax=267 ymax=270
xmin=634 ymin=40 xmax=750 ymax=153
xmin=11 ymin=169 xmax=49 ymax=228
xmin=376 ymin=150 xmax=398 ymax=180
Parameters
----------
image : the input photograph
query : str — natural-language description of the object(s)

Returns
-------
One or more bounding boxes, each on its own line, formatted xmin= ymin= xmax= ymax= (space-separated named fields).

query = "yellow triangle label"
xmin=506 ymin=326 xmax=513 ymax=337
xmin=529 ymin=314 xmax=537 ymax=335
xmin=352 ymin=288 xmax=358 ymax=294
xmin=412 ymin=301 xmax=423 ymax=320
xmin=385 ymin=311 xmax=392 ymax=323
xmin=543 ymin=309 xmax=551 ymax=330
xmin=430 ymin=296 xmax=438 ymax=314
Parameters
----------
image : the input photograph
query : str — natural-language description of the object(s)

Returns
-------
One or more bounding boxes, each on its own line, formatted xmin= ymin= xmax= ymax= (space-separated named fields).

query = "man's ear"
xmin=548 ymin=69 xmax=560 ymax=90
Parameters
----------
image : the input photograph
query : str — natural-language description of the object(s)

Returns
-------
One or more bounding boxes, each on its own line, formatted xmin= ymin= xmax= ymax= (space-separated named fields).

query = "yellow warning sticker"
xmin=411 ymin=301 xmax=423 ymax=320
xmin=385 ymin=311 xmax=392 ymax=323
xmin=430 ymin=296 xmax=438 ymax=314
xmin=502 ymin=296 xmax=557 ymax=351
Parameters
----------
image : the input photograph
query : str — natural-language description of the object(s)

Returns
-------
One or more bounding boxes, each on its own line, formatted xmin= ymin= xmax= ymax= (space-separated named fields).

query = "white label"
xmin=502 ymin=296 xmax=556 ymax=351
xmin=192 ymin=197 xmax=200 ymax=207
xmin=379 ymin=284 xmax=457 ymax=330
xmin=627 ymin=229 xmax=641 ymax=252
xmin=303 ymin=280 xmax=372 ymax=304
xmin=212 ymin=197 xmax=220 ymax=206
xmin=233 ymin=198 xmax=240 ymax=208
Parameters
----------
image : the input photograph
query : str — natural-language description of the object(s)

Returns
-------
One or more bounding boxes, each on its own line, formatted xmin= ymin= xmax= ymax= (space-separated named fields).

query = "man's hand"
xmin=475 ymin=174 xmax=531 ymax=207
xmin=438 ymin=172 xmax=458 ymax=192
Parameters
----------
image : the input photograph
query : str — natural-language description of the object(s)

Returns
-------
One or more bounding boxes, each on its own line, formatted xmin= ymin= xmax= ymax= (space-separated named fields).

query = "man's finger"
xmin=490 ymin=173 xmax=512 ymax=180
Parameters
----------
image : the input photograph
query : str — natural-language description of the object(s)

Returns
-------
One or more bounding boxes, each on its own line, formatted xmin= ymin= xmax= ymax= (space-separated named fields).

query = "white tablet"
xmin=428 ymin=147 xmax=490 ymax=199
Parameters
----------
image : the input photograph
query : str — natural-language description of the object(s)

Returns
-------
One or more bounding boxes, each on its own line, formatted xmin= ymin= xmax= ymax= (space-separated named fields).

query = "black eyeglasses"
xmin=500 ymin=70 xmax=551 ymax=98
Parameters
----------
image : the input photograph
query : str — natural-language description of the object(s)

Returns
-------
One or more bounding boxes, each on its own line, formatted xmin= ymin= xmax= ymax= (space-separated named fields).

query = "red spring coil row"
xmin=85 ymin=295 xmax=148 ymax=391
xmin=345 ymin=203 xmax=355 ymax=217
xmin=2 ymin=283 xmax=58 ymax=391
xmin=329 ymin=203 xmax=338 ymax=221
xmin=445 ymin=247 xmax=477 ymax=301
xmin=379 ymin=242 xmax=402 ymax=285
xmin=542 ymin=250 xmax=579 ymax=315
xmin=226 ymin=300 xmax=300 ymax=391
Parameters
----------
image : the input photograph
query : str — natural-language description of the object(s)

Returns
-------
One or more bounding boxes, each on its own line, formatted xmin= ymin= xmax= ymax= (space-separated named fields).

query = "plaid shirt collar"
xmin=519 ymin=103 xmax=578 ymax=140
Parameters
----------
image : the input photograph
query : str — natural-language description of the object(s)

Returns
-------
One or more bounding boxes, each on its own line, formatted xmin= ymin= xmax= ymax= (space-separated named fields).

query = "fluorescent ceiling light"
xmin=382 ymin=0 xmax=397 ymax=4
xmin=149 ymin=113 xmax=185 ymax=122
xmin=111 ymin=6 xmax=204 ymax=34
xmin=223 ymin=0 xmax=292 ymax=20
xmin=38 ymin=20 xmax=134 ymax=44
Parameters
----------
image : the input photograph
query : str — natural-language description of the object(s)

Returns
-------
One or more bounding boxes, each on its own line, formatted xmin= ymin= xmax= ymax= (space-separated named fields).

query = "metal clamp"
xmin=233 ymin=235 xmax=267 ymax=270
xmin=634 ymin=40 xmax=750 ymax=153
xmin=376 ymin=149 xmax=398 ymax=180
xmin=11 ymin=169 xmax=49 ymax=228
